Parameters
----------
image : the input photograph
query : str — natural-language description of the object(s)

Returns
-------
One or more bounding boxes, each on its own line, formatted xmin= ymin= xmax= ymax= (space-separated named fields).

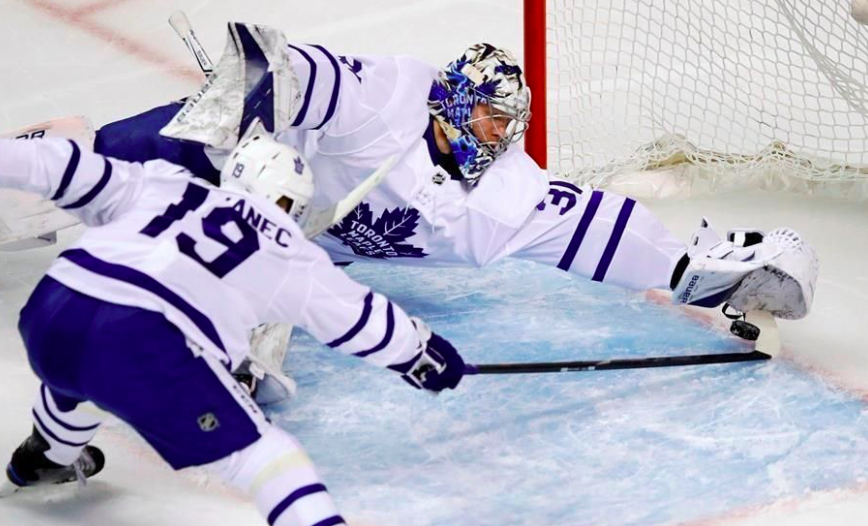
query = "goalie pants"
xmin=20 ymin=275 xmax=266 ymax=469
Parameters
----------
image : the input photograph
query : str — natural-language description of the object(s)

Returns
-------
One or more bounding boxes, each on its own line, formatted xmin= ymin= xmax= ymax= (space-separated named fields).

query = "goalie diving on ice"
xmin=27 ymin=20 xmax=819 ymax=401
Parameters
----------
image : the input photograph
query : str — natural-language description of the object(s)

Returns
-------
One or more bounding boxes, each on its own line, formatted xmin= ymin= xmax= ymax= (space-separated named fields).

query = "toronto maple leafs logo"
xmin=327 ymin=203 xmax=427 ymax=259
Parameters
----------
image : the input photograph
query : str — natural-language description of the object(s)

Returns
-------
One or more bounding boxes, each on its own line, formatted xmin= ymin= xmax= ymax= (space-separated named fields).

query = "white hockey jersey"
xmin=0 ymin=138 xmax=425 ymax=371
xmin=273 ymin=45 xmax=686 ymax=291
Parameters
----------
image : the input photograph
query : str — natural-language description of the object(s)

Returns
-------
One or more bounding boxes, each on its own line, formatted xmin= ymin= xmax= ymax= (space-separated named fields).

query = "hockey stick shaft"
xmin=464 ymin=350 xmax=771 ymax=375
xmin=169 ymin=11 xmax=214 ymax=75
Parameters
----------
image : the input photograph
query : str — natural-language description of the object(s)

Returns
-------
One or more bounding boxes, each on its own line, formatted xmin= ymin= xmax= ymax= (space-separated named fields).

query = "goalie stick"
xmin=465 ymin=311 xmax=780 ymax=375
xmin=168 ymin=11 xmax=214 ymax=75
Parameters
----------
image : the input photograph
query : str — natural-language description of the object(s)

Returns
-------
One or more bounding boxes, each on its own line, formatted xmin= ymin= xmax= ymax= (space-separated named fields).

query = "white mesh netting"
xmin=544 ymin=0 xmax=868 ymax=199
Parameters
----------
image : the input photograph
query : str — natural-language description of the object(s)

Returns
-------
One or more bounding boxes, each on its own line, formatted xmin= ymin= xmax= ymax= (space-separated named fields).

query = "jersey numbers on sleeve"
xmin=140 ymin=183 xmax=260 ymax=278
xmin=536 ymin=181 xmax=583 ymax=216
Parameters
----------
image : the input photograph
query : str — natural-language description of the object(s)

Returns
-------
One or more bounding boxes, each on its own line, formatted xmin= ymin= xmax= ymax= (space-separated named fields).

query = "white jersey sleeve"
xmin=449 ymin=148 xmax=685 ymax=291
xmin=269 ymin=241 xmax=424 ymax=371
xmin=0 ymin=137 xmax=425 ymax=372
xmin=0 ymin=138 xmax=143 ymax=227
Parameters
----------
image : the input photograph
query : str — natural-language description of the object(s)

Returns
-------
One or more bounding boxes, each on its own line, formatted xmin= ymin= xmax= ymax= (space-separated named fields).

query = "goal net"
xmin=523 ymin=0 xmax=868 ymax=200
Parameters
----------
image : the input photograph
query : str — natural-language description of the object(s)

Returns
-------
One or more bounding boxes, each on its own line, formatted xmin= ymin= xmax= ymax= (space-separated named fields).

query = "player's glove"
xmin=394 ymin=318 xmax=465 ymax=393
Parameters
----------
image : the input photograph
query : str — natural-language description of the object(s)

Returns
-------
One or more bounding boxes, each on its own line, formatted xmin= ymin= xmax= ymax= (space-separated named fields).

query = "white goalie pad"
xmin=247 ymin=323 xmax=297 ymax=404
xmin=0 ymin=117 xmax=94 ymax=249
xmin=673 ymin=220 xmax=819 ymax=320
xmin=160 ymin=22 xmax=302 ymax=150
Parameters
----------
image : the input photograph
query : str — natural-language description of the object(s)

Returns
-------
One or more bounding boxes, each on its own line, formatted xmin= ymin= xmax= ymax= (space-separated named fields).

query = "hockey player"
xmin=0 ymin=134 xmax=464 ymax=526
xmin=93 ymin=26 xmax=818 ymax=355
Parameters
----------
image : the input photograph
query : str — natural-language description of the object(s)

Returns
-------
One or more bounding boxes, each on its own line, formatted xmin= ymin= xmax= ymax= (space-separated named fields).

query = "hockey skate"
xmin=672 ymin=219 xmax=818 ymax=320
xmin=1 ymin=427 xmax=105 ymax=496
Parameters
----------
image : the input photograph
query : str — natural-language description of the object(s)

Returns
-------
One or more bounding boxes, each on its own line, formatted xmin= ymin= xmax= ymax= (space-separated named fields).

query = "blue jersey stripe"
xmin=327 ymin=291 xmax=374 ymax=348
xmin=557 ymin=190 xmax=603 ymax=271
xmin=40 ymin=384 xmax=99 ymax=432
xmin=61 ymin=158 xmax=112 ymax=210
xmin=32 ymin=410 xmax=90 ymax=447
xmin=310 ymin=44 xmax=341 ymax=130
xmin=549 ymin=180 xmax=583 ymax=194
xmin=267 ymin=483 xmax=328 ymax=525
xmin=51 ymin=140 xmax=81 ymax=201
xmin=353 ymin=302 xmax=395 ymax=358
xmin=592 ymin=198 xmax=636 ymax=282
xmin=59 ymin=248 xmax=227 ymax=356
xmin=288 ymin=44 xmax=317 ymax=127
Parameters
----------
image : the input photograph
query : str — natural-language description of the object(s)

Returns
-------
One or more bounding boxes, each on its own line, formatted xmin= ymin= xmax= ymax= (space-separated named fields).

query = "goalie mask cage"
xmin=523 ymin=0 xmax=868 ymax=200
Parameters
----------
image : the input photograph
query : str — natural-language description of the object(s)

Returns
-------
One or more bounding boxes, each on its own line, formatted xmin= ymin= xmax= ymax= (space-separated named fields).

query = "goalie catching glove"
xmin=390 ymin=318 xmax=465 ymax=393
xmin=671 ymin=218 xmax=819 ymax=320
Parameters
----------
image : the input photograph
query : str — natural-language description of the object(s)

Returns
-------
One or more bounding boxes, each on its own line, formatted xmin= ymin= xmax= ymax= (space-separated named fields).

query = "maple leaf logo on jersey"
xmin=327 ymin=203 xmax=428 ymax=259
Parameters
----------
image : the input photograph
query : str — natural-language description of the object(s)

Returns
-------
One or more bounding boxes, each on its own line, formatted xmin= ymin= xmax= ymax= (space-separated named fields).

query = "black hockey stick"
xmin=465 ymin=311 xmax=780 ymax=375
xmin=464 ymin=349 xmax=771 ymax=375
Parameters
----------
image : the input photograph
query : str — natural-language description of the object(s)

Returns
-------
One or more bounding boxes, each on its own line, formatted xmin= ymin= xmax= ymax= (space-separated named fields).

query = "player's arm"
xmin=272 ymin=241 xmax=464 ymax=392
xmin=0 ymin=137 xmax=144 ymax=227
xmin=505 ymin=179 xmax=685 ymax=291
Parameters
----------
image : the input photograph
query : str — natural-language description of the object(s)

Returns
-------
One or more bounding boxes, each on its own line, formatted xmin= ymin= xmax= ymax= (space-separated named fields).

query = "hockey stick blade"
xmin=169 ymin=11 xmax=214 ymax=75
xmin=302 ymin=156 xmax=397 ymax=239
xmin=464 ymin=350 xmax=772 ymax=375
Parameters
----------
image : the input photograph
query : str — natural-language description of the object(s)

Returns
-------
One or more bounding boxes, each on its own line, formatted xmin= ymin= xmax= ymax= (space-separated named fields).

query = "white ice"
xmin=1 ymin=1 xmax=867 ymax=525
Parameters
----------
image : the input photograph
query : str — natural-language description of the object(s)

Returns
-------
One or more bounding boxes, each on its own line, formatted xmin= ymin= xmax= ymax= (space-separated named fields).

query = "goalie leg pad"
xmin=160 ymin=22 xmax=301 ymax=150
xmin=244 ymin=323 xmax=297 ymax=405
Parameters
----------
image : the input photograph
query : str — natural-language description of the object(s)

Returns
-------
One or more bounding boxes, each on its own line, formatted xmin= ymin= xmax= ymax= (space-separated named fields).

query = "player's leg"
xmin=11 ymin=276 xmax=344 ymax=524
xmin=81 ymin=301 xmax=343 ymax=524
xmin=94 ymin=102 xmax=221 ymax=184
xmin=3 ymin=275 xmax=114 ymax=491
xmin=4 ymin=386 xmax=105 ymax=490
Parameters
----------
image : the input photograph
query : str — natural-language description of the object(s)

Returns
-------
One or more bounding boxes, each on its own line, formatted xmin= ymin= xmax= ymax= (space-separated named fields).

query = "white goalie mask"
xmin=220 ymin=134 xmax=315 ymax=226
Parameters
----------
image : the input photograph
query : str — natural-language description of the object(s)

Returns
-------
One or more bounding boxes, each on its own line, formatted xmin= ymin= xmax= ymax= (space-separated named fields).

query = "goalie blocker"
xmin=671 ymin=219 xmax=819 ymax=320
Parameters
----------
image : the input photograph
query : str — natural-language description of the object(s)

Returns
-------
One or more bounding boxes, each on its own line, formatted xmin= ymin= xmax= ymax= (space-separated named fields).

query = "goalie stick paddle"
xmin=464 ymin=311 xmax=780 ymax=375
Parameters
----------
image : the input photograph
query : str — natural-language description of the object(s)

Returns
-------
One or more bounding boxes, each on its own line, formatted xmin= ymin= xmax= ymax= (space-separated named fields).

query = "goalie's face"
xmin=467 ymin=101 xmax=529 ymax=157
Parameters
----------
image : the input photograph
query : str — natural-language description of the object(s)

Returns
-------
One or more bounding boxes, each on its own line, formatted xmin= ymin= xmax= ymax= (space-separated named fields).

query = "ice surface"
xmin=272 ymin=260 xmax=868 ymax=526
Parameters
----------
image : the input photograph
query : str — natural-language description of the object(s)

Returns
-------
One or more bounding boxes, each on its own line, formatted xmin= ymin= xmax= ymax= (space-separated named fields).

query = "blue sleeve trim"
xmin=353 ymin=302 xmax=395 ymax=358
xmin=51 ymin=140 xmax=81 ymax=201
xmin=61 ymin=158 xmax=112 ymax=210
xmin=592 ymin=198 xmax=636 ymax=282
xmin=310 ymin=44 xmax=341 ymax=130
xmin=288 ymin=44 xmax=317 ymax=127
xmin=557 ymin=190 xmax=603 ymax=272
xmin=327 ymin=291 xmax=374 ymax=348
